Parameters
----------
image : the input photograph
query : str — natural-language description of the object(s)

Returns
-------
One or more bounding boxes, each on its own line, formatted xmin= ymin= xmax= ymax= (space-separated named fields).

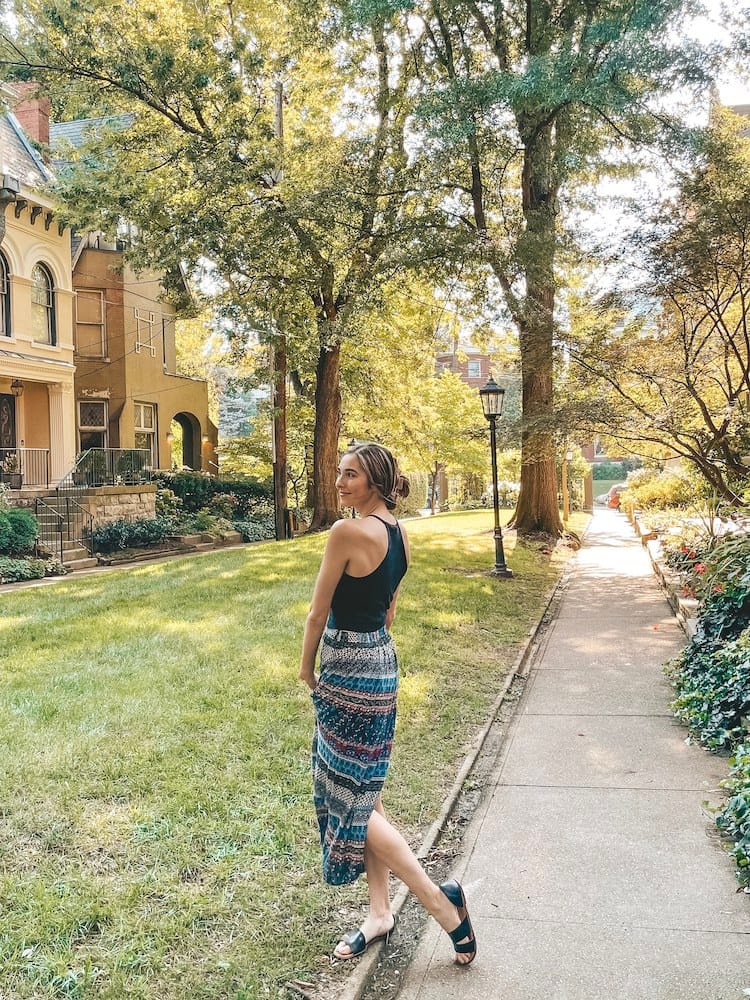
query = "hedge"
xmin=0 ymin=508 xmax=38 ymax=555
xmin=91 ymin=517 xmax=172 ymax=554
xmin=153 ymin=472 xmax=272 ymax=516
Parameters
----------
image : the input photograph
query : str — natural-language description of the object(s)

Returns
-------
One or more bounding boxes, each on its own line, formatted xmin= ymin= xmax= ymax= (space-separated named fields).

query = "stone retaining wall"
xmin=80 ymin=486 xmax=157 ymax=526
xmin=4 ymin=485 xmax=157 ymax=525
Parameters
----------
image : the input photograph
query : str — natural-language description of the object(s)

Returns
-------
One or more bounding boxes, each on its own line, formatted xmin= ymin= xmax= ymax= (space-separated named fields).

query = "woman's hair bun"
xmin=395 ymin=473 xmax=410 ymax=500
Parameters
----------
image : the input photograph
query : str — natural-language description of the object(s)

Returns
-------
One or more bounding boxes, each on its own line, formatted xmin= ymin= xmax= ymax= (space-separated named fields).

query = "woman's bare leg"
xmin=367 ymin=808 xmax=474 ymax=964
xmin=334 ymin=798 xmax=393 ymax=958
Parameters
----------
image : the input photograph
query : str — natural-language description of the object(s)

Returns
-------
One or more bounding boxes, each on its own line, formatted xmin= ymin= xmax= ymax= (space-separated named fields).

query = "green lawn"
xmin=592 ymin=478 xmax=622 ymax=500
xmin=0 ymin=511 xmax=582 ymax=999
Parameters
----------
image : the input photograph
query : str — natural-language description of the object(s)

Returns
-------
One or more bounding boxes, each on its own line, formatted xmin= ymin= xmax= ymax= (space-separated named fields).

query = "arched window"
xmin=0 ymin=252 xmax=10 ymax=338
xmin=31 ymin=263 xmax=56 ymax=345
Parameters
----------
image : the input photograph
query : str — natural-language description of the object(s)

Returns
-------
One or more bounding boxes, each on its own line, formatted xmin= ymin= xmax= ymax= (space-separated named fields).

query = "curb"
xmin=331 ymin=560 xmax=573 ymax=1000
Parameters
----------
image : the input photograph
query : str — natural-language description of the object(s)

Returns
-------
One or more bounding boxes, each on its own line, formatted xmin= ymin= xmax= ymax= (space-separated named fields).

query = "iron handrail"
xmin=34 ymin=494 xmax=95 ymax=562
xmin=63 ymin=448 xmax=152 ymax=488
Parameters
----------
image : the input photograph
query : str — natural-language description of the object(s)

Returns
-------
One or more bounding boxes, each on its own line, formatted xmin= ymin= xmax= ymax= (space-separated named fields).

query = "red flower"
xmin=688 ymin=551 xmax=697 ymax=559
xmin=713 ymin=584 xmax=725 ymax=593
xmin=694 ymin=563 xmax=707 ymax=574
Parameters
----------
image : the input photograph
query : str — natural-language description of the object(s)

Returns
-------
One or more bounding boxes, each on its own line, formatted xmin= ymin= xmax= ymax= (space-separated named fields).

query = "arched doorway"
xmin=169 ymin=412 xmax=202 ymax=470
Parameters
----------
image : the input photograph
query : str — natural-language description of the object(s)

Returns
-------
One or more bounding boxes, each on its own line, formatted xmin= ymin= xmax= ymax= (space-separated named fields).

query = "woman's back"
xmin=328 ymin=515 xmax=407 ymax=632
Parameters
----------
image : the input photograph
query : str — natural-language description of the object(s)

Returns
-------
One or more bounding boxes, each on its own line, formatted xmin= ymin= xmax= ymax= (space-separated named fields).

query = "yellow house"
xmin=66 ymin=229 xmax=218 ymax=474
xmin=1 ymin=86 xmax=217 ymax=496
xmin=49 ymin=117 xmax=218 ymax=475
xmin=0 ymin=87 xmax=76 ymax=488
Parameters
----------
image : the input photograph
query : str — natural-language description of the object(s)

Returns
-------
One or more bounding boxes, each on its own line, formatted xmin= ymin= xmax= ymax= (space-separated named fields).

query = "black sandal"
xmin=333 ymin=915 xmax=397 ymax=961
xmin=439 ymin=880 xmax=476 ymax=965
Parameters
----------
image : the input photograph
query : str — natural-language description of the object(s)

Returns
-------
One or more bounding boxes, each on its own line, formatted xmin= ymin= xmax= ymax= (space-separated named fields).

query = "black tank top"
xmin=328 ymin=515 xmax=408 ymax=631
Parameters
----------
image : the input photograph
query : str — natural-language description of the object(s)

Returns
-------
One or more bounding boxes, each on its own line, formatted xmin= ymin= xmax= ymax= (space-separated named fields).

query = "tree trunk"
xmin=271 ymin=337 xmax=288 ymax=540
xmin=510 ymin=121 xmax=563 ymax=537
xmin=309 ymin=339 xmax=342 ymax=530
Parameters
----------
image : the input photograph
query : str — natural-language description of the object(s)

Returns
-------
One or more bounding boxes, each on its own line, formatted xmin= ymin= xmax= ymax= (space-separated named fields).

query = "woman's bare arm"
xmin=299 ymin=521 xmax=352 ymax=690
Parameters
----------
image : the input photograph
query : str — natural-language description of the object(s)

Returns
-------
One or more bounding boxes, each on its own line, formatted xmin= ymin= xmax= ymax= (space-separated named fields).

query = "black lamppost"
xmin=479 ymin=376 xmax=513 ymax=578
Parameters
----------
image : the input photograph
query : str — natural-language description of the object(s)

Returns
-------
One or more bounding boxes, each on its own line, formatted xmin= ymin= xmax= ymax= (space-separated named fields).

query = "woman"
xmin=299 ymin=442 xmax=476 ymax=965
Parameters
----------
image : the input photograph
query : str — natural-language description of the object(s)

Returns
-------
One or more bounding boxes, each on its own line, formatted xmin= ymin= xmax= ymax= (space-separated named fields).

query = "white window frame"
xmin=78 ymin=399 xmax=109 ymax=450
xmin=467 ymin=360 xmax=482 ymax=378
xmin=134 ymin=308 xmax=156 ymax=356
xmin=0 ymin=251 xmax=10 ymax=338
xmin=75 ymin=289 xmax=107 ymax=357
xmin=134 ymin=401 xmax=157 ymax=465
xmin=31 ymin=263 xmax=56 ymax=345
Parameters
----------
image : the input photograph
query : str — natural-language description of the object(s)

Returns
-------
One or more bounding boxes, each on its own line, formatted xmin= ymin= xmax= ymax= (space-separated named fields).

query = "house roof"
xmin=49 ymin=114 xmax=135 ymax=150
xmin=0 ymin=112 xmax=53 ymax=190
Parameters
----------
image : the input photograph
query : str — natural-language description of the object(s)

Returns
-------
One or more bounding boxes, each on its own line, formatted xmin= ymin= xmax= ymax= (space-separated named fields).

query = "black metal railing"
xmin=0 ymin=447 xmax=50 ymax=488
xmin=62 ymin=448 xmax=152 ymax=488
xmin=34 ymin=494 xmax=94 ymax=562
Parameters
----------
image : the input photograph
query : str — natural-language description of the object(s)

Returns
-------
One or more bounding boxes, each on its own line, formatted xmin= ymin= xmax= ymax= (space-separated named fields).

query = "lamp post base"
xmin=491 ymin=565 xmax=514 ymax=578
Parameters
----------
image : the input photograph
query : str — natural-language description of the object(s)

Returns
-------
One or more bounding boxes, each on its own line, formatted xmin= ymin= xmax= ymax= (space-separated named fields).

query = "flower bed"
xmin=648 ymin=519 xmax=750 ymax=888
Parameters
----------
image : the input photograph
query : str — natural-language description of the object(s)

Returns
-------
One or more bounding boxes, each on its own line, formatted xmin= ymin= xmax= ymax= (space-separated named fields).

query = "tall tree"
xmin=1 ymin=0 xmax=437 ymax=528
xmin=367 ymin=0 xmax=715 ymax=534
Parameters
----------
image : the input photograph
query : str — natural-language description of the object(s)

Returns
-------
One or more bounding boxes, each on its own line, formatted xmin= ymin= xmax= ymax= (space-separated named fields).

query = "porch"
xmin=0 ymin=447 xmax=50 ymax=488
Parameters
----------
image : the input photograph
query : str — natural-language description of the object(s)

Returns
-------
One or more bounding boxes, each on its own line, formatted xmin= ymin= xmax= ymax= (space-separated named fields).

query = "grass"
xmin=0 ymin=510 xmax=585 ymax=999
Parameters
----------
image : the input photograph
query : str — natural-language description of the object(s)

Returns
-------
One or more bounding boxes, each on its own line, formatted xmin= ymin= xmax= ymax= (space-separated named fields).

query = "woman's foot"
xmin=333 ymin=913 xmax=397 ymax=960
xmin=433 ymin=880 xmax=476 ymax=966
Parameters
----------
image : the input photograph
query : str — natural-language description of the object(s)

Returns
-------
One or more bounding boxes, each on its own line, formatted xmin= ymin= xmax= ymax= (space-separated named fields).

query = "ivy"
xmin=716 ymin=744 xmax=750 ymax=888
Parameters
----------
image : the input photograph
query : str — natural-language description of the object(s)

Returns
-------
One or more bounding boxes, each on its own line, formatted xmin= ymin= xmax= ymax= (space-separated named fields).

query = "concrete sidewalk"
xmin=397 ymin=508 xmax=750 ymax=1000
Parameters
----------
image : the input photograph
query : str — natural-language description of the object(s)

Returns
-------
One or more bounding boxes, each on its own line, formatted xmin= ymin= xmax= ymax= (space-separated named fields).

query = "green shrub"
xmin=592 ymin=459 xmax=641 ymax=481
xmin=233 ymin=518 xmax=275 ymax=542
xmin=667 ymin=529 xmax=750 ymax=751
xmin=669 ymin=628 xmax=750 ymax=751
xmin=189 ymin=508 xmax=214 ymax=531
xmin=0 ymin=508 xmax=38 ymax=555
xmin=716 ymin=743 xmax=750 ymax=887
xmin=155 ymin=488 xmax=183 ymax=520
xmin=621 ymin=469 xmax=696 ymax=512
xmin=153 ymin=472 xmax=272 ymax=516
xmin=92 ymin=517 xmax=172 ymax=554
xmin=0 ymin=556 xmax=47 ymax=583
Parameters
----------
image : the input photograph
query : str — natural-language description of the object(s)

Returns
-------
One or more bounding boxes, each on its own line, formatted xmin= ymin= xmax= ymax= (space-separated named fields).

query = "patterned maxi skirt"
xmin=311 ymin=625 xmax=399 ymax=885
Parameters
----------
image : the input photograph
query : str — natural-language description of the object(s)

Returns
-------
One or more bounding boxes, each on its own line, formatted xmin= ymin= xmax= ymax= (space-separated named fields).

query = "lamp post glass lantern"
xmin=479 ymin=377 xmax=513 ymax=578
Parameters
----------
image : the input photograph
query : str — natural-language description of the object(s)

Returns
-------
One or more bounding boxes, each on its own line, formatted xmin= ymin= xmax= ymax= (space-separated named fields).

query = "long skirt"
xmin=311 ymin=625 xmax=399 ymax=885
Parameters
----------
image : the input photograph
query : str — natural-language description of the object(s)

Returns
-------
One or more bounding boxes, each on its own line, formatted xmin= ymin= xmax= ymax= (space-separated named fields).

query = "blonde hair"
xmin=345 ymin=442 xmax=410 ymax=511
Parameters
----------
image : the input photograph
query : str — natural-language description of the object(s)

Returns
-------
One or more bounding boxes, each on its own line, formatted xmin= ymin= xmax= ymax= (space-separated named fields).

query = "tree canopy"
xmin=0 ymin=0 xmax=727 ymax=531
xmin=567 ymin=107 xmax=750 ymax=503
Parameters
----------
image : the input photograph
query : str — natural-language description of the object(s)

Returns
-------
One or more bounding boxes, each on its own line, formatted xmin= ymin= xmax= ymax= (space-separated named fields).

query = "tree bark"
xmin=271 ymin=337 xmax=288 ymax=540
xmin=309 ymin=337 xmax=342 ymax=530
xmin=509 ymin=121 xmax=564 ymax=537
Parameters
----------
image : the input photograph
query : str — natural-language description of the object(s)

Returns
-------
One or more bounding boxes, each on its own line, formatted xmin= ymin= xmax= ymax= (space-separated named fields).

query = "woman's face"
xmin=336 ymin=453 xmax=376 ymax=508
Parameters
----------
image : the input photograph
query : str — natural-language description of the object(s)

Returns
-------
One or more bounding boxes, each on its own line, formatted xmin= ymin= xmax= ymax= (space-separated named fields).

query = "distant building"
xmin=435 ymin=345 xmax=491 ymax=388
